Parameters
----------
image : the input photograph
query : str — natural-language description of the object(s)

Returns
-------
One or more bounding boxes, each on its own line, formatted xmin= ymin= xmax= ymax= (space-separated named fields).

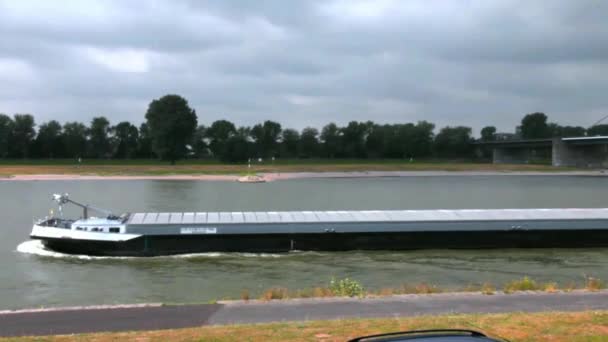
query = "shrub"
xmin=261 ymin=287 xmax=289 ymax=300
xmin=585 ymin=277 xmax=605 ymax=291
xmin=504 ymin=276 xmax=540 ymax=293
xmin=481 ymin=282 xmax=495 ymax=295
xmin=543 ymin=282 xmax=559 ymax=293
xmin=329 ymin=277 xmax=365 ymax=297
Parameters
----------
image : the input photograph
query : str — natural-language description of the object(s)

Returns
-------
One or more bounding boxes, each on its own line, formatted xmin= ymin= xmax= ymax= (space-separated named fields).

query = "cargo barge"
xmin=30 ymin=194 xmax=608 ymax=256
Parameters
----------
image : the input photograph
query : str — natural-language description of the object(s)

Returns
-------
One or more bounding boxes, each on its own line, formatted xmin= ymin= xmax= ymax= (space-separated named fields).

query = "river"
xmin=2 ymin=176 xmax=608 ymax=309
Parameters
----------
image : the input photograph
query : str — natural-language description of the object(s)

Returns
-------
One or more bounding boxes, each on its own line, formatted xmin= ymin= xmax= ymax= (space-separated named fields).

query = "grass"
xmin=252 ymin=279 xmax=442 ymax=301
xmin=0 ymin=158 xmax=579 ymax=177
xmin=260 ymin=287 xmax=290 ymax=301
xmin=504 ymin=276 xmax=541 ymax=293
xmin=3 ymin=310 xmax=607 ymax=341
xmin=586 ymin=277 xmax=606 ymax=291
xmin=225 ymin=277 xmax=605 ymax=302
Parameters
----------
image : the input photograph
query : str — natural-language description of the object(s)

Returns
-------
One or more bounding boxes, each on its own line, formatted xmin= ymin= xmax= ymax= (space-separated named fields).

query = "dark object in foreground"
xmin=348 ymin=329 xmax=506 ymax=342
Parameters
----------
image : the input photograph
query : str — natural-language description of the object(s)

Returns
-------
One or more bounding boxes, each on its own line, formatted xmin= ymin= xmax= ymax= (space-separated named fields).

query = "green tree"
xmin=386 ymin=121 xmax=435 ymax=159
xmin=88 ymin=116 xmax=112 ymax=158
xmin=250 ymin=120 xmax=282 ymax=158
xmin=280 ymin=128 xmax=300 ymax=158
xmin=587 ymin=124 xmax=608 ymax=136
xmin=380 ymin=122 xmax=429 ymax=159
xmin=478 ymin=125 xmax=497 ymax=159
xmin=434 ymin=126 xmax=473 ymax=158
xmin=520 ymin=112 xmax=550 ymax=139
xmin=219 ymin=128 xmax=251 ymax=163
xmin=8 ymin=114 xmax=36 ymax=158
xmin=34 ymin=120 xmax=64 ymax=158
xmin=145 ymin=94 xmax=198 ymax=164
xmin=112 ymin=121 xmax=139 ymax=158
xmin=383 ymin=124 xmax=409 ymax=158
xmin=480 ymin=126 xmax=496 ymax=141
xmin=137 ymin=123 xmax=154 ymax=158
xmin=206 ymin=120 xmax=237 ymax=158
xmin=340 ymin=121 xmax=367 ymax=158
xmin=62 ymin=122 xmax=88 ymax=158
xmin=321 ymin=122 xmax=340 ymax=158
xmin=191 ymin=125 xmax=210 ymax=158
xmin=299 ymin=127 xmax=319 ymax=158
xmin=365 ymin=123 xmax=386 ymax=158
xmin=0 ymin=114 xmax=13 ymax=158
xmin=411 ymin=121 xmax=435 ymax=158
xmin=557 ymin=125 xmax=586 ymax=137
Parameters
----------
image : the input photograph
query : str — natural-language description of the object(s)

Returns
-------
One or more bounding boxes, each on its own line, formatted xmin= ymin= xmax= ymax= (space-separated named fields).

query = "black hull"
xmin=36 ymin=230 xmax=608 ymax=257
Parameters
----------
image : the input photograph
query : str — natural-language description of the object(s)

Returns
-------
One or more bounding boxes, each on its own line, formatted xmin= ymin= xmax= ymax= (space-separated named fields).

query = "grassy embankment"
xmin=3 ymin=311 xmax=607 ymax=342
xmin=238 ymin=276 xmax=605 ymax=301
xmin=0 ymin=159 xmax=576 ymax=177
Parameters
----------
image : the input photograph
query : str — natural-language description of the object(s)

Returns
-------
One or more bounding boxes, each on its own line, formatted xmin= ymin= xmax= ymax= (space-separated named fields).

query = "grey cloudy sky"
xmin=1 ymin=0 xmax=607 ymax=135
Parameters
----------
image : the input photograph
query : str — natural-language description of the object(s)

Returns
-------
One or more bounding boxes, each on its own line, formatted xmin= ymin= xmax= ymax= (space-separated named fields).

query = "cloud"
xmin=83 ymin=47 xmax=153 ymax=73
xmin=0 ymin=0 xmax=607 ymax=135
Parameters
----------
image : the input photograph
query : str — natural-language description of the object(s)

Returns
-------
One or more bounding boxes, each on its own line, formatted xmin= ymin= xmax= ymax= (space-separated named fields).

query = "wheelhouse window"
xmin=109 ymin=227 xmax=120 ymax=233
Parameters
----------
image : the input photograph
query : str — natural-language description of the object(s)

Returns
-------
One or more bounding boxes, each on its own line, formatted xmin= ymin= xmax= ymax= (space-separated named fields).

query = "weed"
xmin=261 ymin=287 xmax=289 ymax=300
xmin=399 ymin=283 xmax=442 ymax=294
xmin=504 ymin=276 xmax=540 ymax=293
xmin=378 ymin=288 xmax=395 ymax=296
xmin=329 ymin=277 xmax=365 ymax=297
xmin=585 ymin=277 xmax=605 ymax=291
xmin=481 ymin=283 xmax=495 ymax=295
xmin=414 ymin=283 xmax=442 ymax=294
xmin=312 ymin=287 xmax=334 ymax=297
xmin=563 ymin=281 xmax=577 ymax=292
xmin=543 ymin=282 xmax=559 ymax=293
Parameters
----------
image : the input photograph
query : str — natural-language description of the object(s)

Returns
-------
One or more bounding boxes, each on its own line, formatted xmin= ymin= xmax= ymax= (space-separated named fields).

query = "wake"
xmin=15 ymin=240 xmax=301 ymax=260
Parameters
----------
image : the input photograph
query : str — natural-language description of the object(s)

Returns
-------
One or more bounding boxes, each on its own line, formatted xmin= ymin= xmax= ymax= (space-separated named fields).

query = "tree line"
xmin=1 ymin=95 xmax=607 ymax=163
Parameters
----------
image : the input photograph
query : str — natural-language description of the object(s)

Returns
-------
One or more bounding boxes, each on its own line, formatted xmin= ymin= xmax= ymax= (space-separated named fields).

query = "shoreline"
xmin=2 ymin=170 xmax=607 ymax=181
xmin=2 ymin=289 xmax=606 ymax=314
xmin=0 ymin=289 xmax=608 ymax=317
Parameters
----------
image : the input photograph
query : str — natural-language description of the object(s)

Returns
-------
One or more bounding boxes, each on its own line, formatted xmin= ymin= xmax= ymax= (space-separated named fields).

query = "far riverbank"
xmin=2 ymin=170 xmax=607 ymax=181
xmin=0 ymin=160 xmax=587 ymax=179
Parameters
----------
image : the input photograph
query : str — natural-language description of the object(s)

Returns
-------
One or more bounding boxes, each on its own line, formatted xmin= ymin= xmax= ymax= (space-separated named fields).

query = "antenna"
xmin=591 ymin=114 xmax=608 ymax=127
xmin=51 ymin=193 xmax=113 ymax=219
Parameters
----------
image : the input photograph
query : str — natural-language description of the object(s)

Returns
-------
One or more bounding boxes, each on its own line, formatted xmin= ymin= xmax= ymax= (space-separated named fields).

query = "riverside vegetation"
xmin=1 ymin=95 xmax=607 ymax=164
xmin=236 ymin=276 xmax=606 ymax=302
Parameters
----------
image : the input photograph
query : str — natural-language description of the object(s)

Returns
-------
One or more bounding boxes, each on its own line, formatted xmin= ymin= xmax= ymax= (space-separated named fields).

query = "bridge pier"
xmin=553 ymin=138 xmax=608 ymax=168
xmin=481 ymin=136 xmax=608 ymax=168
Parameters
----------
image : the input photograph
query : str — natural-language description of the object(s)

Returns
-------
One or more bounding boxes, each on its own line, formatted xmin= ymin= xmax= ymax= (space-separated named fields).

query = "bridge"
xmin=476 ymin=136 xmax=608 ymax=168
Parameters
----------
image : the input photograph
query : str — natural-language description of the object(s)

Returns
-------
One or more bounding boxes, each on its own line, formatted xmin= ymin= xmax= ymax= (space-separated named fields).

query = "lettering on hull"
xmin=180 ymin=227 xmax=217 ymax=234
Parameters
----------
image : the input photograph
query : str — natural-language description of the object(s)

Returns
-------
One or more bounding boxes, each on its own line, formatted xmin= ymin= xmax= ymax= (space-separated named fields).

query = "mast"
xmin=52 ymin=193 xmax=113 ymax=219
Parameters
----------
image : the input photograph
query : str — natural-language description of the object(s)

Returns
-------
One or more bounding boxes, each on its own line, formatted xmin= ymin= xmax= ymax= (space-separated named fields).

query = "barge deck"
xmin=31 ymin=206 xmax=608 ymax=256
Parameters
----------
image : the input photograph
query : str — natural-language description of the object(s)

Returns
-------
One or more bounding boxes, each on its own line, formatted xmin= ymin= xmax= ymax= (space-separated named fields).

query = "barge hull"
xmin=38 ymin=229 xmax=608 ymax=256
